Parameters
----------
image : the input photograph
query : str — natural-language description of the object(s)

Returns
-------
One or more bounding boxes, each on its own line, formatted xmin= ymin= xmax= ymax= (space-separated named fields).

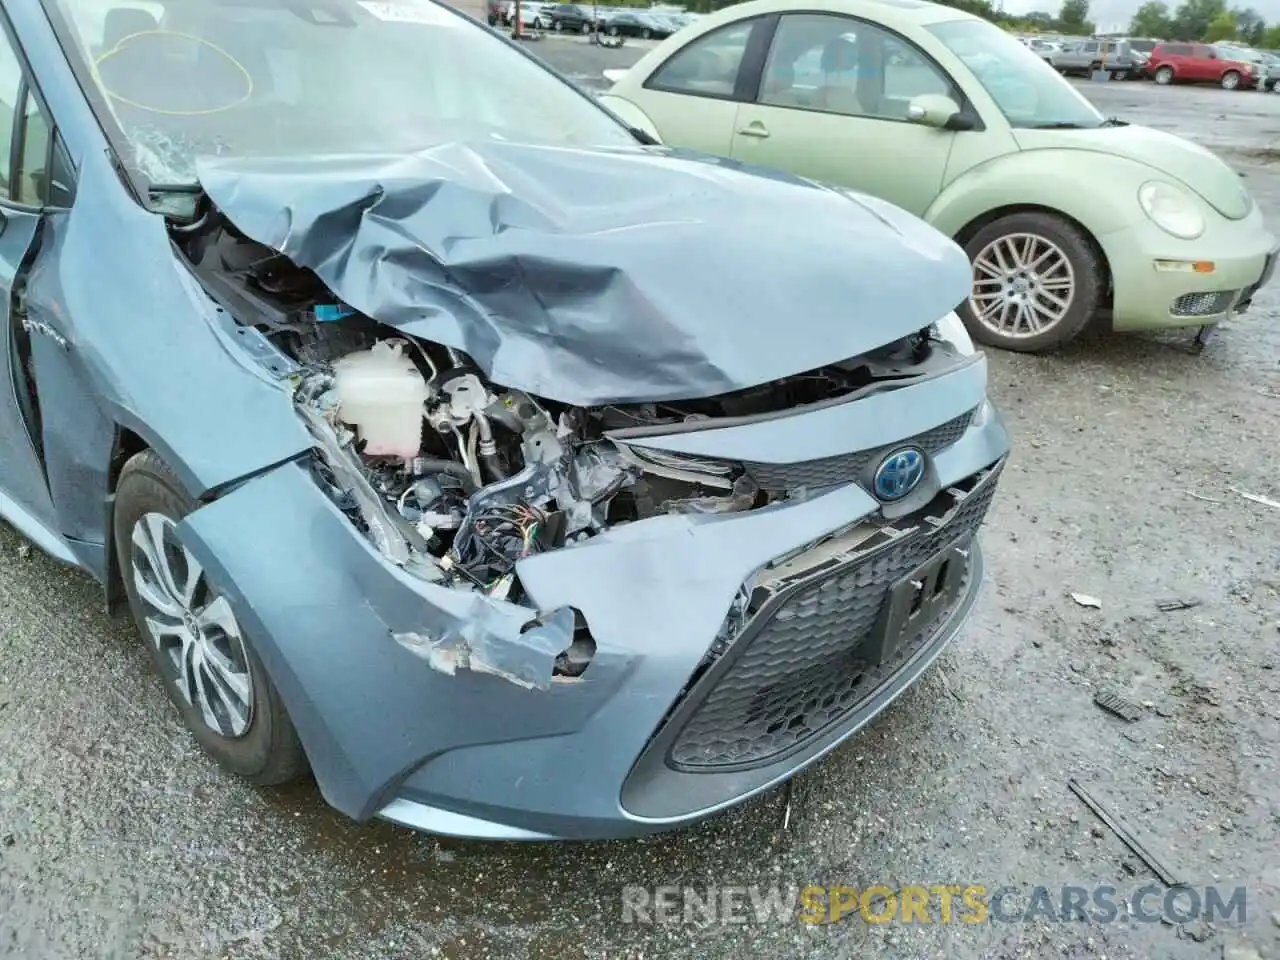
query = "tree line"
xmin=1126 ymin=0 xmax=1275 ymax=46
xmin=934 ymin=0 xmax=1272 ymax=44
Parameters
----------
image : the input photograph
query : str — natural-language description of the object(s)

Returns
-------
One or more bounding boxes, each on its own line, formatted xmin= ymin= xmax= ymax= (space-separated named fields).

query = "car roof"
xmin=688 ymin=0 xmax=980 ymax=28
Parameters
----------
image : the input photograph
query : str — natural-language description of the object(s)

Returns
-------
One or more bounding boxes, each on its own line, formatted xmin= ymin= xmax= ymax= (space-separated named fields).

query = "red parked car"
xmin=1147 ymin=42 xmax=1262 ymax=89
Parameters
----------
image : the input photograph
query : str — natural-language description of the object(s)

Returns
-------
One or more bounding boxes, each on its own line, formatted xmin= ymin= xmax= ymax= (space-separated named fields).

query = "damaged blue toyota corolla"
xmin=1 ymin=0 xmax=1009 ymax=839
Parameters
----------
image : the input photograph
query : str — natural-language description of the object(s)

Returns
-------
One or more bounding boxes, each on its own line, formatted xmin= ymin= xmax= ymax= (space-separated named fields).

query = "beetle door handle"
xmin=737 ymin=122 xmax=770 ymax=139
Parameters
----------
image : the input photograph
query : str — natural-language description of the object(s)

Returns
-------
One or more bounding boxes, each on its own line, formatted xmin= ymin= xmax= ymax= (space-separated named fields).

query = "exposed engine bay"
xmin=183 ymin=215 xmax=968 ymax=605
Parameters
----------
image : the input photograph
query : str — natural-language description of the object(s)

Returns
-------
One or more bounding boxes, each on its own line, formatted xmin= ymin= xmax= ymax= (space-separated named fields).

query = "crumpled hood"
xmin=197 ymin=141 xmax=971 ymax=406
xmin=1013 ymin=124 xmax=1252 ymax=220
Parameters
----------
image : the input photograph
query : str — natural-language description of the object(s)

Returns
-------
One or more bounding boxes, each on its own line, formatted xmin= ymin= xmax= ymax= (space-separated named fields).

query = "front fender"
xmin=926 ymin=149 xmax=1153 ymax=241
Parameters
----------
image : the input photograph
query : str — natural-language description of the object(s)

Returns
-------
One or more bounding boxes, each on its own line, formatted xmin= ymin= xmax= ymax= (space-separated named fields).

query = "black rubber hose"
xmin=416 ymin=458 xmax=479 ymax=494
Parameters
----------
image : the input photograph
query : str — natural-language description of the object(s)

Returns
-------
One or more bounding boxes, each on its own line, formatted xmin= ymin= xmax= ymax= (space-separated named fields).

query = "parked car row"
xmin=489 ymin=0 xmax=700 ymax=39
xmin=1041 ymin=35 xmax=1280 ymax=91
xmin=1048 ymin=36 xmax=1157 ymax=80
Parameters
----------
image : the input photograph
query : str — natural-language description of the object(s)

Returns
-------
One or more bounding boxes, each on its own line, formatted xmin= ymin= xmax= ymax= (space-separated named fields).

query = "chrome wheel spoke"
xmin=130 ymin=513 xmax=255 ymax=739
xmin=175 ymin=628 xmax=199 ymax=706
xmin=190 ymin=644 xmax=226 ymax=732
xmin=134 ymin=572 xmax=182 ymax=620
xmin=1014 ymin=235 xmax=1035 ymax=268
xmin=131 ymin=516 xmax=183 ymax=617
xmin=196 ymin=595 xmax=238 ymax=636
xmin=142 ymin=514 xmax=183 ymax=601
xmin=197 ymin=641 xmax=252 ymax=735
xmin=968 ymin=231 xmax=1076 ymax=339
xmin=1026 ymin=245 xmax=1056 ymax=272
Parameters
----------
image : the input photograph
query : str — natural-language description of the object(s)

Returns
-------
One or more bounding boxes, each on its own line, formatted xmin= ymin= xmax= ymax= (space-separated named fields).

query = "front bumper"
xmin=180 ymin=365 xmax=1010 ymax=841
xmin=1099 ymin=201 xmax=1277 ymax=331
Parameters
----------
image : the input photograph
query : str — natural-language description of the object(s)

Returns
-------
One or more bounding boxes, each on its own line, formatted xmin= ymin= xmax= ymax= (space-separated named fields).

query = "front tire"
xmin=114 ymin=450 xmax=308 ymax=786
xmin=958 ymin=212 xmax=1103 ymax=353
xmin=1221 ymin=70 xmax=1241 ymax=89
xmin=1154 ymin=65 xmax=1174 ymax=84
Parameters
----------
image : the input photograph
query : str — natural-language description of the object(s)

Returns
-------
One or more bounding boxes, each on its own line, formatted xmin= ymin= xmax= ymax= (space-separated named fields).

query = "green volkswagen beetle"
xmin=601 ymin=0 xmax=1277 ymax=351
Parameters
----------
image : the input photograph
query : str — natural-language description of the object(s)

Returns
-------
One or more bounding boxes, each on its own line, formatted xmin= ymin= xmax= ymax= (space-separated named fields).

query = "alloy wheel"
xmin=130 ymin=512 xmax=254 ymax=738
xmin=968 ymin=232 xmax=1076 ymax=339
xmin=1222 ymin=71 xmax=1240 ymax=89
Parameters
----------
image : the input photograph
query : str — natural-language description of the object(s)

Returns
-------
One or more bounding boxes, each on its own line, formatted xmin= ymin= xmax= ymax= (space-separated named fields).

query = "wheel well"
xmin=953 ymin=204 xmax=1114 ymax=308
xmin=108 ymin=427 xmax=149 ymax=493
xmin=105 ymin=427 xmax=150 ymax=614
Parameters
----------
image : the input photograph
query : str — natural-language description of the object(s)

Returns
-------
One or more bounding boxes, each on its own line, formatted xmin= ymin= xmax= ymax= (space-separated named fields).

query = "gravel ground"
xmin=2 ymin=46 xmax=1279 ymax=960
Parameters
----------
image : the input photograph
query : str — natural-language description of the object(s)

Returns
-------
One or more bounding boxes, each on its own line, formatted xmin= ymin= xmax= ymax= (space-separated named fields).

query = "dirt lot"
xmin=1 ymin=47 xmax=1278 ymax=960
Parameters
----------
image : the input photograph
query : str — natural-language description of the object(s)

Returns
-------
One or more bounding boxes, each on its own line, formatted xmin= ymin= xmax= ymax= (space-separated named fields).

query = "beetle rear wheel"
xmin=958 ymin=212 xmax=1103 ymax=352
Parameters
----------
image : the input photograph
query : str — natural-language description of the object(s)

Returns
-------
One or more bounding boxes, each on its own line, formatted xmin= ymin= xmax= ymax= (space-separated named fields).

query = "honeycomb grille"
xmin=743 ymin=409 xmax=975 ymax=493
xmin=666 ymin=467 xmax=1001 ymax=770
xmin=1170 ymin=291 xmax=1234 ymax=318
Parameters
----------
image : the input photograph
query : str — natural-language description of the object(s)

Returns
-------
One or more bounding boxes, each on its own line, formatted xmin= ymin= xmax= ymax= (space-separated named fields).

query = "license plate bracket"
xmin=862 ymin=540 xmax=971 ymax=666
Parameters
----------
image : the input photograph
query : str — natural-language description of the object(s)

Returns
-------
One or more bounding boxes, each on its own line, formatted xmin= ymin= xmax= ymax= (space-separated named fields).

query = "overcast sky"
xmin=1000 ymin=0 xmax=1280 ymax=31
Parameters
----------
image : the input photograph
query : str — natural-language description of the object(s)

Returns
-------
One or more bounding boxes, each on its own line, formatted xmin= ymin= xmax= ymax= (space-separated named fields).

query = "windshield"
xmin=44 ymin=0 xmax=635 ymax=185
xmin=928 ymin=18 xmax=1105 ymax=129
xmin=1128 ymin=38 xmax=1156 ymax=53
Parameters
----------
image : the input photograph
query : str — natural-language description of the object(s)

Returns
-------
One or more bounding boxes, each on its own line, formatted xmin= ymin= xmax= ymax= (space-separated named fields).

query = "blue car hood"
xmin=198 ymin=141 xmax=971 ymax=406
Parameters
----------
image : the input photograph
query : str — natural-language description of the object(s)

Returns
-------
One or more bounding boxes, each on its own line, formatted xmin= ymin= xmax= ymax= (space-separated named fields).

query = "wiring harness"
xmin=451 ymin=502 xmax=548 ymax=595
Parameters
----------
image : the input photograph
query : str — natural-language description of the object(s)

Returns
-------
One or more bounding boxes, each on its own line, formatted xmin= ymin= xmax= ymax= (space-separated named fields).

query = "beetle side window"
xmin=646 ymin=21 xmax=753 ymax=97
xmin=759 ymin=14 xmax=955 ymax=121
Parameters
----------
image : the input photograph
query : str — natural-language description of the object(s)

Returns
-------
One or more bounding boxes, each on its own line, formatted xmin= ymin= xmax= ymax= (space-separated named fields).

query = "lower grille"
xmin=743 ymin=409 xmax=976 ymax=493
xmin=1171 ymin=291 xmax=1234 ymax=318
xmin=665 ymin=463 xmax=1002 ymax=771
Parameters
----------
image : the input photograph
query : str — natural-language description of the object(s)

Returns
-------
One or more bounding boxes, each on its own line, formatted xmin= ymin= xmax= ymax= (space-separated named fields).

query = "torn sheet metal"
xmin=177 ymin=459 xmax=619 ymax=820
xmin=197 ymin=142 xmax=972 ymax=406
xmin=394 ymin=606 xmax=573 ymax=691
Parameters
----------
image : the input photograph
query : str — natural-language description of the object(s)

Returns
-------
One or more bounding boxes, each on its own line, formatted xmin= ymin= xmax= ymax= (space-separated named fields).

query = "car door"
xmin=0 ymin=19 xmax=57 ymax=532
xmin=631 ymin=18 xmax=761 ymax=155
xmin=729 ymin=13 xmax=961 ymax=217
xmin=1165 ymin=43 xmax=1192 ymax=77
xmin=1188 ymin=45 xmax=1215 ymax=80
